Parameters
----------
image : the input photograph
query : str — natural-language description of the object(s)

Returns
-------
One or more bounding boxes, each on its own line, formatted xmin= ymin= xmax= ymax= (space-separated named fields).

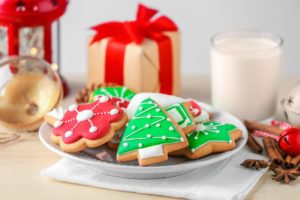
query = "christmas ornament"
xmin=250 ymin=120 xmax=300 ymax=156
xmin=0 ymin=0 xmax=70 ymax=96
xmin=278 ymin=128 xmax=300 ymax=156
xmin=282 ymin=82 xmax=300 ymax=126
xmin=0 ymin=56 xmax=62 ymax=131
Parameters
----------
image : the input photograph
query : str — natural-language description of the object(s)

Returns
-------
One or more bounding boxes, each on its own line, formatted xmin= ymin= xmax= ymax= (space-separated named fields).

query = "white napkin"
xmin=41 ymin=147 xmax=268 ymax=200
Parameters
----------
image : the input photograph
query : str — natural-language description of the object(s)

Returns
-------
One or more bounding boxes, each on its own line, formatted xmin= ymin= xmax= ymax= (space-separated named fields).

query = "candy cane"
xmin=271 ymin=120 xmax=292 ymax=130
xmin=252 ymin=130 xmax=280 ymax=141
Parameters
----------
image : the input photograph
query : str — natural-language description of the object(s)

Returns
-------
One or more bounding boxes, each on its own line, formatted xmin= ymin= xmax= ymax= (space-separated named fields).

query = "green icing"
xmin=187 ymin=121 xmax=237 ymax=152
xmin=165 ymin=103 xmax=193 ymax=129
xmin=117 ymin=98 xmax=184 ymax=156
xmin=92 ymin=86 xmax=135 ymax=101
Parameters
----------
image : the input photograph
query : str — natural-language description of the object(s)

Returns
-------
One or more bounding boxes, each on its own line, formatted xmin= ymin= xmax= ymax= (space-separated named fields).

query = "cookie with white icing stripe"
xmin=189 ymin=100 xmax=212 ymax=123
xmin=117 ymin=98 xmax=188 ymax=166
xmin=44 ymin=107 xmax=66 ymax=126
xmin=91 ymin=86 xmax=135 ymax=108
xmin=165 ymin=102 xmax=197 ymax=134
xmin=174 ymin=121 xmax=242 ymax=159
xmin=45 ymin=96 xmax=128 ymax=153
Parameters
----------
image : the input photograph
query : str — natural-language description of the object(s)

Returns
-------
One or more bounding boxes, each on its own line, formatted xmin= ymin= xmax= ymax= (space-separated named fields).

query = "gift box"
xmin=87 ymin=4 xmax=180 ymax=95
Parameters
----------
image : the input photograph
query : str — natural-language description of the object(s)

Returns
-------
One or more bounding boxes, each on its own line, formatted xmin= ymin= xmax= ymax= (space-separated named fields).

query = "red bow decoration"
xmin=90 ymin=4 xmax=177 ymax=44
xmin=90 ymin=4 xmax=178 ymax=94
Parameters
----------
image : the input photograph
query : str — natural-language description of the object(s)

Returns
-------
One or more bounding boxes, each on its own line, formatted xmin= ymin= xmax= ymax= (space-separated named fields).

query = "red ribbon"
xmin=90 ymin=4 xmax=178 ymax=94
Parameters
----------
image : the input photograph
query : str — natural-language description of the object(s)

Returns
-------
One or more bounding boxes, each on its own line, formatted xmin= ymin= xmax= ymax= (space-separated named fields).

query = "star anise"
xmin=240 ymin=159 xmax=269 ymax=170
xmin=75 ymin=82 xmax=117 ymax=103
xmin=271 ymin=165 xmax=300 ymax=184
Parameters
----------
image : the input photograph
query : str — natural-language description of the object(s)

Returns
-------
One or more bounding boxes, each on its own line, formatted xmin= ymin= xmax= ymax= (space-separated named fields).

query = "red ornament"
xmin=278 ymin=128 xmax=300 ymax=156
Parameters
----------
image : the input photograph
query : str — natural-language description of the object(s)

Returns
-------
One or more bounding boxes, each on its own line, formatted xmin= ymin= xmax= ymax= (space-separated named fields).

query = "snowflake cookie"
xmin=173 ymin=121 xmax=243 ymax=159
xmin=48 ymin=96 xmax=128 ymax=152
xmin=117 ymin=98 xmax=188 ymax=166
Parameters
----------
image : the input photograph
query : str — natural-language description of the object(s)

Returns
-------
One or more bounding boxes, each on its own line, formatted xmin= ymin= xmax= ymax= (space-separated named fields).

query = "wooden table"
xmin=1 ymin=75 xmax=300 ymax=200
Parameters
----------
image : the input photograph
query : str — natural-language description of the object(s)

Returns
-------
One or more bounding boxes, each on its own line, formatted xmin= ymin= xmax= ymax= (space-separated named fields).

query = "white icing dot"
xmin=99 ymin=96 xmax=109 ymax=102
xmin=123 ymin=142 xmax=128 ymax=147
xmin=148 ymin=101 xmax=152 ymax=104
xmin=139 ymin=106 xmax=143 ymax=111
xmin=131 ymin=125 xmax=136 ymax=130
xmin=65 ymin=131 xmax=73 ymax=138
xmin=76 ymin=110 xmax=94 ymax=122
xmin=194 ymin=136 xmax=198 ymax=140
xmin=54 ymin=120 xmax=63 ymax=128
xmin=126 ymin=123 xmax=129 ymax=127
xmin=167 ymin=118 xmax=171 ymax=121
xmin=191 ymin=148 xmax=195 ymax=152
xmin=180 ymin=137 xmax=184 ymax=142
xmin=68 ymin=104 xmax=78 ymax=111
xmin=203 ymin=132 xmax=208 ymax=135
xmin=155 ymin=108 xmax=160 ymax=112
xmin=110 ymin=108 xmax=119 ymax=115
xmin=147 ymin=134 xmax=152 ymax=138
xmin=89 ymin=126 xmax=98 ymax=133
xmin=156 ymin=123 xmax=161 ymax=128
xmin=229 ymin=140 xmax=232 ymax=143
xmin=145 ymin=124 xmax=150 ymax=128
xmin=147 ymin=114 xmax=151 ymax=119
xmin=162 ymin=136 xmax=167 ymax=140
xmin=138 ymin=143 xmax=143 ymax=148
xmin=169 ymin=126 xmax=174 ymax=131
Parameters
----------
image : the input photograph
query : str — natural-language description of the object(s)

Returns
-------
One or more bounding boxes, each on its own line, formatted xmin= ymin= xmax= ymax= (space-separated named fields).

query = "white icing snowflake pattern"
xmin=54 ymin=96 xmax=120 ymax=138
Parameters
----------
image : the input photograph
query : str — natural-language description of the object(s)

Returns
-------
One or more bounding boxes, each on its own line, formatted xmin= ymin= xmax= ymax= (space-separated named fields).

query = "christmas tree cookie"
xmin=45 ymin=96 xmax=128 ymax=153
xmin=92 ymin=86 xmax=136 ymax=108
xmin=165 ymin=102 xmax=197 ymax=134
xmin=117 ymin=98 xmax=188 ymax=166
xmin=175 ymin=121 xmax=242 ymax=159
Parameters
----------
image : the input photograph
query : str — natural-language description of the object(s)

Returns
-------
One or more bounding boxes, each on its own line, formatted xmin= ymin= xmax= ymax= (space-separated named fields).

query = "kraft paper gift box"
xmin=87 ymin=4 xmax=180 ymax=95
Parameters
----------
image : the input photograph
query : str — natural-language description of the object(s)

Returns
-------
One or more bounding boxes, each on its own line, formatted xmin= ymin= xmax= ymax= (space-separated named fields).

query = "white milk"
xmin=211 ymin=31 xmax=282 ymax=120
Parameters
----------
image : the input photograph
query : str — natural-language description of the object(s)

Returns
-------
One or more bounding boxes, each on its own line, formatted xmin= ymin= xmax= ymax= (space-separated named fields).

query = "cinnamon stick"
xmin=244 ymin=120 xmax=282 ymax=136
xmin=263 ymin=137 xmax=284 ymax=165
xmin=284 ymin=155 xmax=293 ymax=169
xmin=291 ymin=155 xmax=300 ymax=167
xmin=247 ymin=133 xmax=263 ymax=154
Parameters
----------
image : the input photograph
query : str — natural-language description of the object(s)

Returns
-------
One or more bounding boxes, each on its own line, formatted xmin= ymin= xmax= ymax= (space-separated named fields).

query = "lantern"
xmin=0 ymin=0 xmax=69 ymax=96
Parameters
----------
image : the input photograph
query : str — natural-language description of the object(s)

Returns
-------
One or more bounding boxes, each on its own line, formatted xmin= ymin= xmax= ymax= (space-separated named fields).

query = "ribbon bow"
xmin=90 ymin=4 xmax=178 ymax=44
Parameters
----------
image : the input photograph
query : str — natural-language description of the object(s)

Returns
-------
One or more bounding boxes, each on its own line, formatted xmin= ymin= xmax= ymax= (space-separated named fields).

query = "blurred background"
xmin=60 ymin=0 xmax=300 ymax=77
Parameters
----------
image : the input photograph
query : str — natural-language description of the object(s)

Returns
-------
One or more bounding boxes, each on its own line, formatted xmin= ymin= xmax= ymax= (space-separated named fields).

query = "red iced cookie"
xmin=51 ymin=96 xmax=127 ymax=152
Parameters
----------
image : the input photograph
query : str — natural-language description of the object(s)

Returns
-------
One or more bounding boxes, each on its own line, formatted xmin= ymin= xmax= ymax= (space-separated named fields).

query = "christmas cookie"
xmin=175 ymin=121 xmax=242 ymax=159
xmin=189 ymin=100 xmax=212 ymax=123
xmin=44 ymin=107 xmax=66 ymax=126
xmin=165 ymin=102 xmax=196 ymax=134
xmin=91 ymin=86 xmax=136 ymax=108
xmin=107 ymin=127 xmax=125 ymax=150
xmin=117 ymin=98 xmax=188 ymax=166
xmin=47 ymin=97 xmax=128 ymax=153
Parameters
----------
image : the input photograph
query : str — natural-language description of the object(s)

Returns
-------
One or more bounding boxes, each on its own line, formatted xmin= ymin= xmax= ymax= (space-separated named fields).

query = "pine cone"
xmin=75 ymin=82 xmax=117 ymax=103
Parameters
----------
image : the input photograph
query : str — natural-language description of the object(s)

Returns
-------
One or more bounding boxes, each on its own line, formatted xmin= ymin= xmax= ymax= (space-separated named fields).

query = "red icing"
xmin=52 ymin=98 xmax=124 ymax=144
xmin=189 ymin=100 xmax=202 ymax=117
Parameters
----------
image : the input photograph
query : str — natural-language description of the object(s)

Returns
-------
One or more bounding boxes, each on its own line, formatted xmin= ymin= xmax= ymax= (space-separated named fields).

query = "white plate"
xmin=39 ymin=103 xmax=248 ymax=179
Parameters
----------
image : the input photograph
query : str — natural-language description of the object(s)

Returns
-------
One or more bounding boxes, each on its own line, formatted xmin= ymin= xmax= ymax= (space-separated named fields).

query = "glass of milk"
xmin=211 ymin=30 xmax=283 ymax=120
